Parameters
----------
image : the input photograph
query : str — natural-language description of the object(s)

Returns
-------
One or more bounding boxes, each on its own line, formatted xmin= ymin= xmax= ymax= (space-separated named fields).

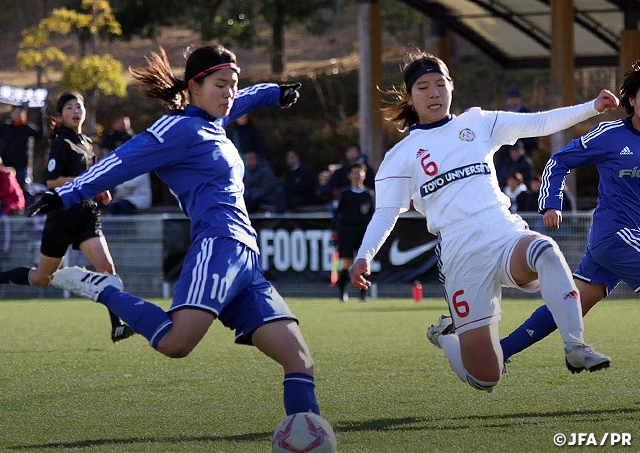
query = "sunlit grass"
xmin=0 ymin=297 xmax=638 ymax=452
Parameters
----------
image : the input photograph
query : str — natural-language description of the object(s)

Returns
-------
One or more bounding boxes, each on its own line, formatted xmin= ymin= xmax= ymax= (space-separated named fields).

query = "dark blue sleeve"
xmin=223 ymin=83 xmax=280 ymax=127
xmin=539 ymin=129 xmax=608 ymax=212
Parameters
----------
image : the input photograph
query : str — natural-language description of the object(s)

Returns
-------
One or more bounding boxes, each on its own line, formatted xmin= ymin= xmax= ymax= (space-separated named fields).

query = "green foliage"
xmin=0 ymin=297 xmax=637 ymax=452
xmin=60 ymin=54 xmax=126 ymax=96
xmin=17 ymin=0 xmax=126 ymax=96
xmin=16 ymin=26 xmax=67 ymax=85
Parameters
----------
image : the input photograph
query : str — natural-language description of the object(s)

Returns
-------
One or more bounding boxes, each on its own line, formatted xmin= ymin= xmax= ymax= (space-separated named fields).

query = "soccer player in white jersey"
xmin=349 ymin=50 xmax=617 ymax=393
xmin=501 ymin=60 xmax=640 ymax=362
xmin=29 ymin=44 xmax=323 ymax=418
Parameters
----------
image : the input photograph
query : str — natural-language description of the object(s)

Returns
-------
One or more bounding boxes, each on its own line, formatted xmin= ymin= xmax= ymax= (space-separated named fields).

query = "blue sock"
xmin=98 ymin=287 xmax=173 ymax=349
xmin=500 ymin=305 xmax=558 ymax=360
xmin=283 ymin=372 xmax=320 ymax=415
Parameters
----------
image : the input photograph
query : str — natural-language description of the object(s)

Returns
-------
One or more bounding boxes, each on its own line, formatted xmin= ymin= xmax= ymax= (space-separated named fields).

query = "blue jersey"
xmin=57 ymin=83 xmax=281 ymax=252
xmin=539 ymin=117 xmax=640 ymax=242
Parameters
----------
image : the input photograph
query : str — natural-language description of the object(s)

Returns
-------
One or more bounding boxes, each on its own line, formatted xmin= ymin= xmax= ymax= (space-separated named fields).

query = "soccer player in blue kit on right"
xmin=501 ymin=60 xmax=640 ymax=365
xmin=29 ymin=44 xmax=322 ymax=417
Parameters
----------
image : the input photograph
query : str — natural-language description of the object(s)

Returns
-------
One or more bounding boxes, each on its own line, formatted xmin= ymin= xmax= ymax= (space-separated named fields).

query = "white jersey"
xmin=375 ymin=103 xmax=600 ymax=237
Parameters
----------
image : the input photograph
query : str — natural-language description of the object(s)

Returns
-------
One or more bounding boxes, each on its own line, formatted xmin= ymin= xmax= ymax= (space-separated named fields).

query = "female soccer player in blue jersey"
xmin=30 ymin=44 xmax=321 ymax=416
xmin=500 ymin=60 xmax=640 ymax=363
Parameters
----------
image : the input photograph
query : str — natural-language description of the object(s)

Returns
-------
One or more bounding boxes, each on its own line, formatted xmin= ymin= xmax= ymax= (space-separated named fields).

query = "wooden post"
xmin=550 ymin=0 xmax=576 ymax=200
xmin=358 ymin=0 xmax=384 ymax=169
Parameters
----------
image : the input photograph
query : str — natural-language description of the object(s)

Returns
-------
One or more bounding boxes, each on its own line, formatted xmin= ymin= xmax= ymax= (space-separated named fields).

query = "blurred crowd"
xmin=0 ymin=87 xmax=549 ymax=219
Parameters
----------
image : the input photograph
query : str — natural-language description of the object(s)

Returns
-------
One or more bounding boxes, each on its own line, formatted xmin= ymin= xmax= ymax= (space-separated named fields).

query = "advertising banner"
xmin=163 ymin=214 xmax=439 ymax=284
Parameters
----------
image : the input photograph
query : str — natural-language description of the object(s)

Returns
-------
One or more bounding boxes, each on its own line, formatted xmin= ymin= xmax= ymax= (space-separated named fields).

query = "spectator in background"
xmin=100 ymin=116 xmax=134 ymax=157
xmin=329 ymin=143 xmax=375 ymax=197
xmin=503 ymin=172 xmax=527 ymax=214
xmin=282 ymin=149 xmax=318 ymax=211
xmin=243 ymin=151 xmax=280 ymax=213
xmin=0 ymin=105 xmax=42 ymax=206
xmin=226 ymin=113 xmax=265 ymax=158
xmin=331 ymin=162 xmax=374 ymax=302
xmin=107 ymin=173 xmax=152 ymax=215
xmin=99 ymin=116 xmax=152 ymax=215
xmin=0 ymin=157 xmax=25 ymax=216
xmin=316 ymin=169 xmax=333 ymax=205
xmin=517 ymin=174 xmax=542 ymax=213
xmin=496 ymin=140 xmax=535 ymax=189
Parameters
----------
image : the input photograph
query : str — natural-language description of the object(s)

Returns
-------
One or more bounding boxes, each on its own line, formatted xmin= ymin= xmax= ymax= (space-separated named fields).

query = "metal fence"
xmin=0 ymin=212 xmax=635 ymax=300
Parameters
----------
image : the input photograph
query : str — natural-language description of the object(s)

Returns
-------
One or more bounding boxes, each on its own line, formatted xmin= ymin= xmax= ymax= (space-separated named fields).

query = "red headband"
xmin=191 ymin=62 xmax=241 ymax=81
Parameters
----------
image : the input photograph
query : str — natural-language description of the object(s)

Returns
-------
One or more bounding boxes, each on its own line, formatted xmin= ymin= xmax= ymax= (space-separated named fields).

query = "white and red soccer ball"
xmin=272 ymin=412 xmax=337 ymax=453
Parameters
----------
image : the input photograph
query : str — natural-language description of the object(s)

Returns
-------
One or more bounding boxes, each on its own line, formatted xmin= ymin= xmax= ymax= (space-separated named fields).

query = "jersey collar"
xmin=184 ymin=104 xmax=222 ymax=124
xmin=409 ymin=114 xmax=454 ymax=132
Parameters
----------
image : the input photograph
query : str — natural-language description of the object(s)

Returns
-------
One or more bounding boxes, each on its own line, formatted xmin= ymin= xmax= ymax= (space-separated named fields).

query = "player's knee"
xmin=527 ymin=236 xmax=562 ymax=271
xmin=157 ymin=339 xmax=196 ymax=358
xmin=466 ymin=374 xmax=502 ymax=393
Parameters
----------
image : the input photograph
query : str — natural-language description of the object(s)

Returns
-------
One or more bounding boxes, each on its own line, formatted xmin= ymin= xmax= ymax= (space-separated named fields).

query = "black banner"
xmin=162 ymin=214 xmax=439 ymax=284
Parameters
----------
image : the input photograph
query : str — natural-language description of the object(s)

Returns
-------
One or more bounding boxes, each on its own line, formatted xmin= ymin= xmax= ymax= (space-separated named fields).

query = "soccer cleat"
xmin=565 ymin=344 xmax=611 ymax=374
xmin=427 ymin=314 xmax=454 ymax=349
xmin=51 ymin=266 xmax=123 ymax=302
xmin=111 ymin=324 xmax=136 ymax=343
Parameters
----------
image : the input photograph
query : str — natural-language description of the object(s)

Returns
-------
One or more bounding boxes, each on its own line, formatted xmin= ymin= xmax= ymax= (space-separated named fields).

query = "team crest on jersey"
xmin=458 ymin=128 xmax=476 ymax=142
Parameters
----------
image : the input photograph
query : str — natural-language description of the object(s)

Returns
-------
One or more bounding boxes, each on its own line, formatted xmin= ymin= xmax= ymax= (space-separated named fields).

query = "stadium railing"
xmin=0 ymin=211 xmax=635 ymax=300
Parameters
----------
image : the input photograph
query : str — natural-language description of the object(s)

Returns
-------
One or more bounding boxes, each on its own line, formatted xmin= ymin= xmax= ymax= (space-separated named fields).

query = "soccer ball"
xmin=272 ymin=412 xmax=337 ymax=453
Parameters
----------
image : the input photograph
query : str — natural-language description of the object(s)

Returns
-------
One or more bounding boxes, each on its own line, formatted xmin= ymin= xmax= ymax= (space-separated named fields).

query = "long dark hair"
xmin=381 ymin=50 xmax=452 ymax=132
xmin=50 ymin=91 xmax=84 ymax=140
xmin=130 ymin=44 xmax=238 ymax=110
xmin=620 ymin=60 xmax=640 ymax=117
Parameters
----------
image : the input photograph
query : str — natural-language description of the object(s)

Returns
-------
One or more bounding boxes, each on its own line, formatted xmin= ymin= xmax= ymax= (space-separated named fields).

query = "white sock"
xmin=439 ymin=334 xmax=468 ymax=383
xmin=439 ymin=334 xmax=501 ymax=392
xmin=527 ymin=237 xmax=584 ymax=348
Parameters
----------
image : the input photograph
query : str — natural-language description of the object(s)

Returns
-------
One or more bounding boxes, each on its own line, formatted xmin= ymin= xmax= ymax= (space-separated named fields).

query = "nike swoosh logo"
xmin=388 ymin=238 xmax=438 ymax=266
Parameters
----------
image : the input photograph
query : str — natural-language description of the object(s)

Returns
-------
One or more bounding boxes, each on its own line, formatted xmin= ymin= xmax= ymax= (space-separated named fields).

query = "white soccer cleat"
xmin=565 ymin=344 xmax=611 ymax=374
xmin=427 ymin=314 xmax=454 ymax=349
xmin=51 ymin=266 xmax=123 ymax=302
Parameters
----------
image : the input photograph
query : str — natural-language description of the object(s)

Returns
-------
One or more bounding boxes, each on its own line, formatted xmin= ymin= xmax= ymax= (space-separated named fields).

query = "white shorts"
xmin=438 ymin=208 xmax=540 ymax=334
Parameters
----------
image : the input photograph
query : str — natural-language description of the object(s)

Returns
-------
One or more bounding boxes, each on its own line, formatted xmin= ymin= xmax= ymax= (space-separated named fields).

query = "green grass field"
xmin=0 ymin=296 xmax=638 ymax=453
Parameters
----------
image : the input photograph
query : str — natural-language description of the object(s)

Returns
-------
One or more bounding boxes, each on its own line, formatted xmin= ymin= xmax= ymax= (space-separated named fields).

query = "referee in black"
xmin=331 ymin=162 xmax=374 ymax=302
xmin=0 ymin=92 xmax=133 ymax=342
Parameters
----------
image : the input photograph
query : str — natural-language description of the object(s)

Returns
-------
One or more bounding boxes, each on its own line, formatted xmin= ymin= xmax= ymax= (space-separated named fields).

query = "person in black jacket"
xmin=282 ymin=149 xmax=318 ymax=211
xmin=226 ymin=113 xmax=265 ymax=158
xmin=332 ymin=162 xmax=374 ymax=301
xmin=0 ymin=92 xmax=133 ymax=342
xmin=329 ymin=143 xmax=374 ymax=199
xmin=0 ymin=105 xmax=42 ymax=205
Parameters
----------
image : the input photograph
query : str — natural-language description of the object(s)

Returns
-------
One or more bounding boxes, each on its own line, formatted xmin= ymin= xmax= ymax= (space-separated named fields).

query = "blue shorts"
xmin=170 ymin=237 xmax=297 ymax=344
xmin=574 ymin=229 xmax=640 ymax=294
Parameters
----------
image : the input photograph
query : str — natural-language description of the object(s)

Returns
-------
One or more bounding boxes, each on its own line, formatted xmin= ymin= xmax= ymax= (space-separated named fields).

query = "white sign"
xmin=0 ymin=85 xmax=48 ymax=108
